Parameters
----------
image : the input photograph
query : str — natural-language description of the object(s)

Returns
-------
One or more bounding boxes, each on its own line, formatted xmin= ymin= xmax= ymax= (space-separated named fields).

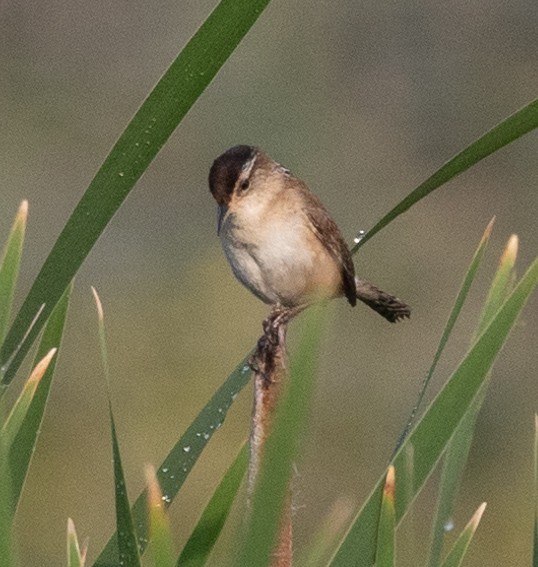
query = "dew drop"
xmin=443 ymin=519 xmax=454 ymax=532
xmin=183 ymin=446 xmax=191 ymax=453
xmin=353 ymin=229 xmax=366 ymax=244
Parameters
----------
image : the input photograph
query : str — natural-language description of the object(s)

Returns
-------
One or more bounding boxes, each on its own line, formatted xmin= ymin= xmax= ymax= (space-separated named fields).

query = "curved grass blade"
xmin=394 ymin=218 xmax=495 ymax=455
xmin=427 ymin=235 xmax=518 ymax=567
xmin=439 ymin=503 xmax=486 ymax=567
xmin=376 ymin=466 xmax=396 ymax=567
xmin=329 ymin=256 xmax=538 ymax=567
xmin=177 ymin=442 xmax=248 ymax=567
xmin=0 ymin=0 xmax=272 ymax=385
xmin=352 ymin=98 xmax=538 ymax=253
xmin=93 ymin=358 xmax=252 ymax=566
xmin=237 ymin=307 xmax=325 ymax=567
xmin=8 ymin=284 xmax=72 ymax=515
xmin=145 ymin=465 xmax=175 ymax=567
xmin=67 ymin=518 xmax=88 ymax=567
xmin=92 ymin=288 xmax=141 ymax=567
xmin=0 ymin=200 xmax=27 ymax=346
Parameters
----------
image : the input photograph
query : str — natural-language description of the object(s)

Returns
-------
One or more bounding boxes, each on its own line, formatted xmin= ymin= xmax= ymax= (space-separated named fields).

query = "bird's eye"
xmin=240 ymin=179 xmax=250 ymax=191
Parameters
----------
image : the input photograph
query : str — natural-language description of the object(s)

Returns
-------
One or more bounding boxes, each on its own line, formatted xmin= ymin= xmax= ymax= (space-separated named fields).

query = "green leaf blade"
xmin=440 ymin=503 xmax=486 ymax=567
xmin=0 ymin=200 xmax=27 ymax=346
xmin=8 ymin=284 xmax=72 ymax=516
xmin=1 ymin=348 xmax=57 ymax=449
xmin=353 ymin=98 xmax=538 ymax=253
xmin=395 ymin=218 xmax=494 ymax=453
xmin=177 ymin=443 xmax=248 ymax=567
xmin=93 ymin=357 xmax=252 ymax=566
xmin=329 ymin=256 xmax=538 ymax=567
xmin=0 ymin=0 xmax=272 ymax=385
xmin=92 ymin=288 xmax=141 ymax=567
xmin=427 ymin=234 xmax=518 ymax=567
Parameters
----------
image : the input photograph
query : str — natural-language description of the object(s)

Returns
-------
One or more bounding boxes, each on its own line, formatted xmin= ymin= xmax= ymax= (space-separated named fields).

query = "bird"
xmin=208 ymin=145 xmax=410 ymax=328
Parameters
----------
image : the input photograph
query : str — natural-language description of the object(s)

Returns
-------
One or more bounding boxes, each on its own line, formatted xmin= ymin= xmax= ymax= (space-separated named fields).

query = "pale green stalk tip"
xmin=90 ymin=286 xmax=104 ymax=322
xmin=500 ymin=234 xmax=519 ymax=267
xmin=29 ymin=348 xmax=57 ymax=385
xmin=384 ymin=465 xmax=396 ymax=503
xmin=16 ymin=200 xmax=29 ymax=224
xmin=481 ymin=216 xmax=496 ymax=242
xmin=469 ymin=502 xmax=487 ymax=531
xmin=144 ymin=463 xmax=161 ymax=507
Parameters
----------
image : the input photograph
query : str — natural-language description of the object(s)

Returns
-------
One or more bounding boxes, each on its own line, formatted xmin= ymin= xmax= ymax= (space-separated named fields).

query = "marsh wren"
xmin=209 ymin=145 xmax=410 ymax=325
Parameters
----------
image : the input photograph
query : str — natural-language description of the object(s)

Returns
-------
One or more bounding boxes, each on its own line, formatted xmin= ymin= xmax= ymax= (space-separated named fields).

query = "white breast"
xmin=219 ymin=192 xmax=337 ymax=307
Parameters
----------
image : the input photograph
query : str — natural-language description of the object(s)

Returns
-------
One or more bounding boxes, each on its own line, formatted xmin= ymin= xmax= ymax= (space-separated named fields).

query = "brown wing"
xmin=299 ymin=187 xmax=357 ymax=307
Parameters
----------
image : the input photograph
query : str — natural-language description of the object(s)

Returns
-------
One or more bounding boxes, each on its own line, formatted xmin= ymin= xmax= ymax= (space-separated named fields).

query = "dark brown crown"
xmin=209 ymin=145 xmax=256 ymax=205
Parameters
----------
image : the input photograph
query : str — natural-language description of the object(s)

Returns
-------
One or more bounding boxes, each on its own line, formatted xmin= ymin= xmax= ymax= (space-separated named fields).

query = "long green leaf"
xmin=93 ymin=357 xmax=252 ymax=566
xmin=111 ymin=412 xmax=141 ymax=567
xmin=394 ymin=218 xmax=494 ymax=454
xmin=237 ymin=307 xmax=325 ymax=567
xmin=0 ymin=0 xmax=272 ymax=385
xmin=0 ymin=200 xmax=27 ymax=346
xmin=440 ymin=503 xmax=486 ymax=567
xmin=8 ymin=284 xmax=72 ymax=515
xmin=92 ymin=288 xmax=141 ymax=567
xmin=427 ymin=235 xmax=518 ymax=567
xmin=352 ymin=98 xmax=538 ymax=253
xmin=329 ymin=256 xmax=538 ymax=567
xmin=177 ymin=442 xmax=248 ymax=567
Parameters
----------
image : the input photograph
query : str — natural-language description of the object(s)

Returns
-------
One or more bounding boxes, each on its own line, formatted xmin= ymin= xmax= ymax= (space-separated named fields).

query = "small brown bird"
xmin=209 ymin=145 xmax=410 ymax=325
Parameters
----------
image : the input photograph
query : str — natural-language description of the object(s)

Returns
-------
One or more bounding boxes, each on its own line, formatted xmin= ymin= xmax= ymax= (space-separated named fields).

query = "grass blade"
xmin=8 ymin=284 xmax=72 ymax=515
xmin=376 ymin=466 xmax=396 ymax=567
xmin=237 ymin=307 xmax=325 ymax=567
xmin=329 ymin=256 xmax=538 ymax=567
xmin=0 ymin=0 xmax=272 ymax=385
xmin=177 ymin=442 xmax=248 ymax=567
xmin=145 ymin=465 xmax=175 ymax=567
xmin=93 ymin=357 xmax=252 ymax=565
xmin=352 ymin=98 xmax=538 ymax=252
xmin=395 ymin=218 xmax=494 ymax=453
xmin=532 ymin=414 xmax=538 ymax=567
xmin=439 ymin=503 xmax=486 ymax=567
xmin=427 ymin=235 xmax=518 ymax=567
xmin=1 ymin=348 xmax=56 ymax=449
xmin=92 ymin=288 xmax=141 ymax=567
xmin=0 ymin=200 xmax=27 ymax=346
xmin=67 ymin=518 xmax=87 ymax=567
xmin=0 ymin=415 xmax=14 ymax=567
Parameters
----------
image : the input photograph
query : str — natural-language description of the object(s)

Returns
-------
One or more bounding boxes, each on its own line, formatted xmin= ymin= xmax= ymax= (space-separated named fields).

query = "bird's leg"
xmin=250 ymin=304 xmax=308 ymax=383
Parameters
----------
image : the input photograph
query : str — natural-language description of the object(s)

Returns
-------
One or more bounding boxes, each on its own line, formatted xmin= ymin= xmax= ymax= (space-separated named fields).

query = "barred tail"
xmin=355 ymin=278 xmax=410 ymax=323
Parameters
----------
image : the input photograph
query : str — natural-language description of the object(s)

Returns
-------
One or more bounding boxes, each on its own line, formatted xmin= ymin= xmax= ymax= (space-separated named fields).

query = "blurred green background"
xmin=1 ymin=1 xmax=537 ymax=565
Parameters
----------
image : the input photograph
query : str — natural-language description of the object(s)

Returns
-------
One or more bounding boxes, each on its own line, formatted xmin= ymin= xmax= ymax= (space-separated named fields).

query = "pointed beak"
xmin=217 ymin=203 xmax=228 ymax=235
